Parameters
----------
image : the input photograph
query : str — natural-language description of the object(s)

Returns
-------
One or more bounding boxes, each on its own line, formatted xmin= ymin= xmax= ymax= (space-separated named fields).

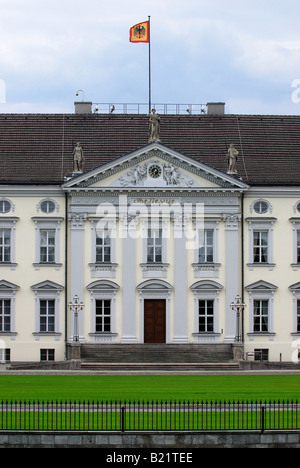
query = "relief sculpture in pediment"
xmin=117 ymin=160 xmax=195 ymax=187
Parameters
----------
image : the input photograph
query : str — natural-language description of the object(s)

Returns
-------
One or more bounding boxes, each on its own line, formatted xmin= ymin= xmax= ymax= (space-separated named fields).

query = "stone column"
xmin=68 ymin=213 xmax=86 ymax=342
xmin=223 ymin=214 xmax=241 ymax=342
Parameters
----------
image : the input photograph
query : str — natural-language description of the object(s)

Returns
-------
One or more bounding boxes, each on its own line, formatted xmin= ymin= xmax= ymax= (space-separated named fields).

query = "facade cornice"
xmin=246 ymin=186 xmax=300 ymax=198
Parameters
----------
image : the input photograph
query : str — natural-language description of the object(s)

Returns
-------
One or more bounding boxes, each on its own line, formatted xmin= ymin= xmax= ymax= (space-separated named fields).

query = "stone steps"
xmin=80 ymin=343 xmax=235 ymax=364
xmin=80 ymin=362 xmax=240 ymax=372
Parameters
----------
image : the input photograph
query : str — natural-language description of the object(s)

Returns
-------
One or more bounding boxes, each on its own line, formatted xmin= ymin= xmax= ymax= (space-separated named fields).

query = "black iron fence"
xmin=0 ymin=400 xmax=299 ymax=432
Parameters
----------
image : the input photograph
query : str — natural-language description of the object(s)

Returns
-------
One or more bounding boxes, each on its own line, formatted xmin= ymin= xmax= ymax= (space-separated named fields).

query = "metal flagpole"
xmin=148 ymin=15 xmax=151 ymax=114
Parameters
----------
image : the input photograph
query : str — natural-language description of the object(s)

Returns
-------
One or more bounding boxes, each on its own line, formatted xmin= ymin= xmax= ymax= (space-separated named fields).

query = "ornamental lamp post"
xmin=69 ymin=295 xmax=84 ymax=343
xmin=230 ymin=295 xmax=246 ymax=343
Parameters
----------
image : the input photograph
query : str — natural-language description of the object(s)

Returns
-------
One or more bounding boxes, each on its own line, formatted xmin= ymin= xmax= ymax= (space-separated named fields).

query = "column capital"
xmin=68 ymin=213 xmax=87 ymax=229
xmin=223 ymin=213 xmax=241 ymax=230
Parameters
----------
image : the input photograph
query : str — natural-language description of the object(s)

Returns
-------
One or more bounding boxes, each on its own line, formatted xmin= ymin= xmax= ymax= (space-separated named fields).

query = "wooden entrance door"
xmin=144 ymin=299 xmax=166 ymax=343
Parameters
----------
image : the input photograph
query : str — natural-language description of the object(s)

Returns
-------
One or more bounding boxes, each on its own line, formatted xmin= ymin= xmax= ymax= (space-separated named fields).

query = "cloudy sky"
xmin=0 ymin=0 xmax=299 ymax=115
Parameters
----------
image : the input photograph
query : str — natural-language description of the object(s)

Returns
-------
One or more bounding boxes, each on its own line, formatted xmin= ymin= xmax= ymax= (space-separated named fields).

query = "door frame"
xmin=144 ymin=299 xmax=166 ymax=343
xmin=137 ymin=279 xmax=172 ymax=344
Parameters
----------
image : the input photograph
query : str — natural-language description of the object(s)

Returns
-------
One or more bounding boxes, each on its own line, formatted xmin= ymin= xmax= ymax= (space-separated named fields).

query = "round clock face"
xmin=148 ymin=164 xmax=162 ymax=179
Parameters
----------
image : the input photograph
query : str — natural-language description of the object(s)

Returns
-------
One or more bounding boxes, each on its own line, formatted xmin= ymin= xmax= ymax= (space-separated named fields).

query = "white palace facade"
xmin=0 ymin=102 xmax=300 ymax=367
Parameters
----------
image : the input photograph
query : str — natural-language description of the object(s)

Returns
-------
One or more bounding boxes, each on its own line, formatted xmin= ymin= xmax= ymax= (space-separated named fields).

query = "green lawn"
xmin=0 ymin=374 xmax=299 ymax=402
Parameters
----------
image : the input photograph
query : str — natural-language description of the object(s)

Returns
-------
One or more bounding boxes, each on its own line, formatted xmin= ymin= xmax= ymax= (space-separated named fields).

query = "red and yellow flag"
xmin=129 ymin=21 xmax=150 ymax=43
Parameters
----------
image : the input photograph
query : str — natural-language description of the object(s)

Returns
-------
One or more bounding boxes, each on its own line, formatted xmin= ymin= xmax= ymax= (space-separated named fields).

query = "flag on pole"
xmin=129 ymin=21 xmax=150 ymax=43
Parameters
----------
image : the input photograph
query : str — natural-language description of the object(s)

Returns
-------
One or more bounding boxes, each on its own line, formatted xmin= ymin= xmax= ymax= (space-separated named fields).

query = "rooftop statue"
xmin=73 ymin=142 xmax=85 ymax=173
xmin=227 ymin=143 xmax=239 ymax=174
xmin=149 ymin=109 xmax=161 ymax=142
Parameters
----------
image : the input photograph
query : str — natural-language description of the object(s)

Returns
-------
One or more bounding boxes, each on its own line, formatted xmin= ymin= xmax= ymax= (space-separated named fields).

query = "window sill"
xmin=247 ymin=263 xmax=275 ymax=271
xmin=33 ymin=263 xmax=62 ymax=271
xmin=291 ymin=263 xmax=300 ymax=271
xmin=192 ymin=332 xmax=221 ymax=343
xmin=89 ymin=332 xmax=118 ymax=343
xmin=247 ymin=332 xmax=276 ymax=341
xmin=89 ymin=263 xmax=118 ymax=278
xmin=0 ymin=263 xmax=17 ymax=270
xmin=192 ymin=263 xmax=221 ymax=278
xmin=33 ymin=332 xmax=62 ymax=341
xmin=140 ymin=263 xmax=169 ymax=279
xmin=0 ymin=332 xmax=17 ymax=340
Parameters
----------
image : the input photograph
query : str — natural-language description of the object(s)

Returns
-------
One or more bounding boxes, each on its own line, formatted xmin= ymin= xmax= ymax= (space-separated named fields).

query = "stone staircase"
xmin=80 ymin=343 xmax=240 ymax=372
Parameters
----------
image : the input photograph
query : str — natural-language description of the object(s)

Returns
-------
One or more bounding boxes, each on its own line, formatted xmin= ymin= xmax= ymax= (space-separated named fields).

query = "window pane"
xmin=40 ymin=230 xmax=56 ymax=263
xmin=198 ymin=300 xmax=214 ymax=333
xmin=40 ymin=300 xmax=55 ymax=332
xmin=95 ymin=300 xmax=111 ymax=332
xmin=0 ymin=300 xmax=11 ymax=332
xmin=0 ymin=230 xmax=11 ymax=262
xmin=199 ymin=230 xmax=214 ymax=263
xmin=96 ymin=232 xmax=111 ymax=262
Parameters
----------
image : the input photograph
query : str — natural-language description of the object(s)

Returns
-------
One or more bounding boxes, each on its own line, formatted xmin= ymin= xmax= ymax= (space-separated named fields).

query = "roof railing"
xmin=92 ymin=103 xmax=207 ymax=115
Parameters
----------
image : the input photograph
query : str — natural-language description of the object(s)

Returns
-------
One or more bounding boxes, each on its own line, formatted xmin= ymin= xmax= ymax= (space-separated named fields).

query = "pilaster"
xmin=68 ymin=213 xmax=87 ymax=342
xmin=223 ymin=214 xmax=241 ymax=342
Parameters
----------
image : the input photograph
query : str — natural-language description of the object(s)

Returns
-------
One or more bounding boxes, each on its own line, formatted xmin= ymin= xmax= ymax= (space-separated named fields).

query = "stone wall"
xmin=0 ymin=431 xmax=299 ymax=448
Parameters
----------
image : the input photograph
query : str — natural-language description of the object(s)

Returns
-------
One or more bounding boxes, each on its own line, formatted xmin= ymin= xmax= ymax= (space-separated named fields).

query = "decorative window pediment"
xmin=246 ymin=280 xmax=278 ymax=292
xmin=137 ymin=279 xmax=173 ymax=291
xmin=0 ymin=280 xmax=19 ymax=291
xmin=190 ymin=280 xmax=223 ymax=291
xmin=87 ymin=280 xmax=120 ymax=292
xmin=31 ymin=280 xmax=64 ymax=292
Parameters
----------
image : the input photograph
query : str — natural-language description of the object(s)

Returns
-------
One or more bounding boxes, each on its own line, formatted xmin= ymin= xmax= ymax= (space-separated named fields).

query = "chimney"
xmin=74 ymin=101 xmax=92 ymax=114
xmin=206 ymin=102 xmax=225 ymax=115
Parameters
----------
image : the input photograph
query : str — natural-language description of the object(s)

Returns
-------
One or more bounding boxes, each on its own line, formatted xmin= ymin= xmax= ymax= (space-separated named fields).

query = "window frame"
xmin=0 ymin=299 xmax=11 ymax=333
xmin=39 ymin=299 xmax=56 ymax=333
xmin=32 ymin=217 xmax=63 ymax=270
xmin=89 ymin=218 xmax=118 ymax=279
xmin=190 ymin=280 xmax=223 ymax=343
xmin=198 ymin=299 xmax=214 ymax=333
xmin=147 ymin=227 xmax=163 ymax=263
xmin=95 ymin=299 xmax=111 ymax=333
xmin=31 ymin=281 xmax=63 ymax=340
xmin=0 ymin=217 xmax=19 ymax=270
xmin=289 ymin=282 xmax=300 ymax=337
xmin=87 ymin=280 xmax=119 ymax=343
xmin=246 ymin=280 xmax=277 ymax=340
xmin=0 ymin=280 xmax=19 ymax=339
xmin=246 ymin=217 xmax=277 ymax=270
xmin=290 ymin=219 xmax=300 ymax=270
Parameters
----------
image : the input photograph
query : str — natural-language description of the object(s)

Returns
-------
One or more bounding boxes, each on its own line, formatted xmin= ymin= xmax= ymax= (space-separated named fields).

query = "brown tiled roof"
xmin=0 ymin=113 xmax=300 ymax=185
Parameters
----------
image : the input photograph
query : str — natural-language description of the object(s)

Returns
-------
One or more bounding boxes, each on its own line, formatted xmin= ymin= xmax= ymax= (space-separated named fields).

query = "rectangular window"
xmin=40 ymin=230 xmax=55 ymax=263
xmin=96 ymin=231 xmax=111 ymax=263
xmin=40 ymin=299 xmax=55 ymax=332
xmin=40 ymin=349 xmax=55 ymax=361
xmin=199 ymin=230 xmax=214 ymax=263
xmin=253 ymin=300 xmax=269 ymax=332
xmin=0 ymin=229 xmax=11 ymax=263
xmin=297 ymin=231 xmax=300 ymax=264
xmin=254 ymin=349 xmax=269 ymax=362
xmin=198 ymin=300 xmax=214 ymax=332
xmin=0 ymin=348 xmax=10 ymax=363
xmin=297 ymin=300 xmax=300 ymax=333
xmin=147 ymin=229 xmax=162 ymax=263
xmin=95 ymin=299 xmax=111 ymax=332
xmin=0 ymin=299 xmax=11 ymax=332
xmin=253 ymin=231 xmax=268 ymax=263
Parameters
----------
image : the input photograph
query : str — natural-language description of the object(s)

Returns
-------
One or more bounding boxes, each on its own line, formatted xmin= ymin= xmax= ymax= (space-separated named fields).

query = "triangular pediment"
xmin=0 ymin=280 xmax=20 ymax=291
xmin=246 ymin=280 xmax=278 ymax=291
xmin=63 ymin=143 xmax=248 ymax=192
xmin=31 ymin=280 xmax=64 ymax=292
